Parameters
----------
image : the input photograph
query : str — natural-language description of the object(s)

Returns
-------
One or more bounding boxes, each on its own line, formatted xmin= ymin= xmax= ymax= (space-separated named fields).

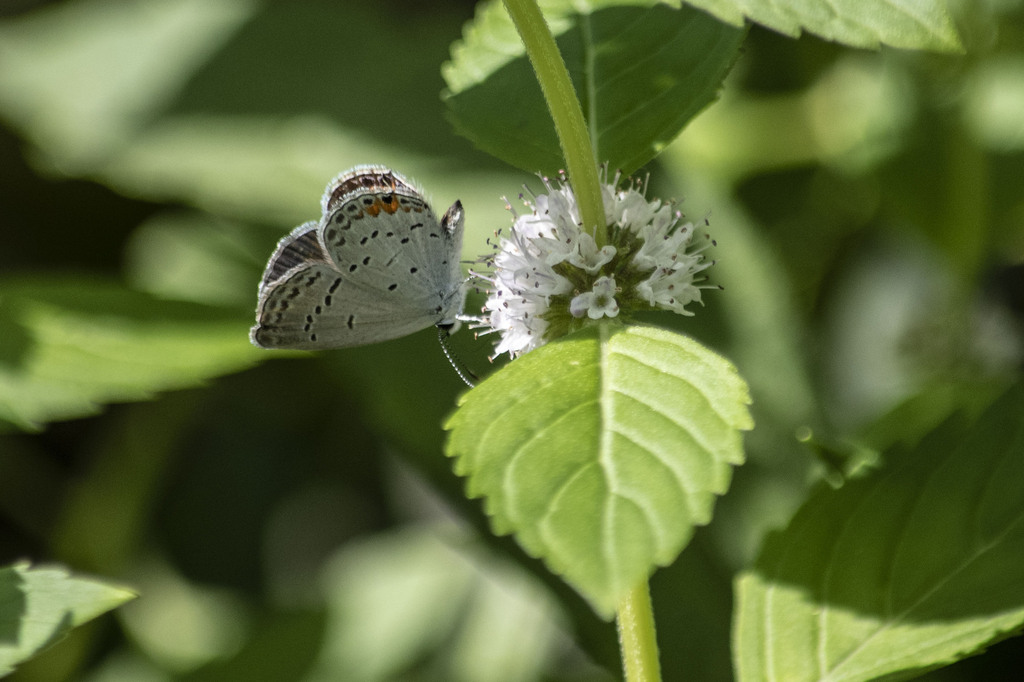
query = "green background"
xmin=1 ymin=0 xmax=1021 ymax=680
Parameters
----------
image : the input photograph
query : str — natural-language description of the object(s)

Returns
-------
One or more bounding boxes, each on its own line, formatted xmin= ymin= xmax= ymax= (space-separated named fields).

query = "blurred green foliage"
xmin=0 ymin=0 xmax=1021 ymax=680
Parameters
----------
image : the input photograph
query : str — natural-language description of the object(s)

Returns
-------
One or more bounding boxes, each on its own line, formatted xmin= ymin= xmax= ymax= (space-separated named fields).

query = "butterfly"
xmin=250 ymin=166 xmax=466 ymax=352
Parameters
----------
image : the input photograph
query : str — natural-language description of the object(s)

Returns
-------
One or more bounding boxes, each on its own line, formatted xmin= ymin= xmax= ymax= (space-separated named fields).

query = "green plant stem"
xmin=618 ymin=581 xmax=662 ymax=682
xmin=502 ymin=0 xmax=607 ymax=247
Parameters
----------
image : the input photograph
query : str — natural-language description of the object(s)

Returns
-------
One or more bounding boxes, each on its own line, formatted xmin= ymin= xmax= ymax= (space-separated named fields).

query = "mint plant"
xmin=441 ymin=1 xmax=1020 ymax=681
xmin=0 ymin=1 xmax=1021 ymax=680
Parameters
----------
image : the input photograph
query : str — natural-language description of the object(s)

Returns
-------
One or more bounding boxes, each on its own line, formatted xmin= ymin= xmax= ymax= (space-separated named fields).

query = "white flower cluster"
xmin=472 ymin=170 xmax=714 ymax=359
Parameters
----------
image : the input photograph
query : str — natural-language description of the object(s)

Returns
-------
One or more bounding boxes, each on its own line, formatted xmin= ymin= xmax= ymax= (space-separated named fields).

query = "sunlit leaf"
xmin=684 ymin=0 xmax=962 ymax=51
xmin=0 ymin=276 xmax=261 ymax=431
xmin=734 ymin=383 xmax=1024 ymax=682
xmin=0 ymin=562 xmax=136 ymax=676
xmin=446 ymin=324 xmax=752 ymax=616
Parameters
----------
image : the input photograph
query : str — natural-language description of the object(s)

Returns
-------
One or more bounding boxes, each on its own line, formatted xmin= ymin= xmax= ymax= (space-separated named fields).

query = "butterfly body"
xmin=251 ymin=166 xmax=465 ymax=350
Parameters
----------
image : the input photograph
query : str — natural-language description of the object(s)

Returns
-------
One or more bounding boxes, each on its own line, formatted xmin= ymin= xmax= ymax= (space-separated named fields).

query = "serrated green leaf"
xmin=442 ymin=0 xmax=745 ymax=175
xmin=0 ymin=276 xmax=262 ymax=432
xmin=734 ymin=383 xmax=1024 ymax=682
xmin=445 ymin=324 xmax=752 ymax=617
xmin=684 ymin=0 xmax=962 ymax=52
xmin=0 ymin=562 xmax=136 ymax=676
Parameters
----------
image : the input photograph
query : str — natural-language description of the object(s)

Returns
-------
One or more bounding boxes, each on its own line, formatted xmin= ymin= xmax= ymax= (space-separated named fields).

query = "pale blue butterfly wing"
xmin=251 ymin=167 xmax=465 ymax=350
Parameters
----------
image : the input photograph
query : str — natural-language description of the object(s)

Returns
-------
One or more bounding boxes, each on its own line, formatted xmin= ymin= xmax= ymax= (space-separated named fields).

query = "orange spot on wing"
xmin=365 ymin=196 xmax=401 ymax=216
xmin=381 ymin=195 xmax=400 ymax=214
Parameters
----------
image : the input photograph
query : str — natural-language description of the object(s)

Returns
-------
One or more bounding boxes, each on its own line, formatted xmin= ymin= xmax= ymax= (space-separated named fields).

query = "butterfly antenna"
xmin=437 ymin=327 xmax=477 ymax=388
